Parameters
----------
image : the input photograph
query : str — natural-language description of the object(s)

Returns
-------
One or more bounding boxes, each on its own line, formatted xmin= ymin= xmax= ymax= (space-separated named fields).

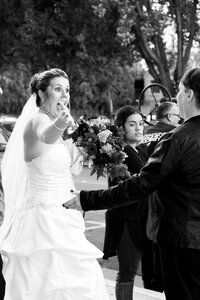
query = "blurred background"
xmin=0 ymin=0 xmax=200 ymax=124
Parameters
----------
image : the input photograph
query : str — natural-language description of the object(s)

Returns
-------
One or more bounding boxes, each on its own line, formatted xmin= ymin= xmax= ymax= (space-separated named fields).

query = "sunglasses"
xmin=170 ymin=113 xmax=181 ymax=119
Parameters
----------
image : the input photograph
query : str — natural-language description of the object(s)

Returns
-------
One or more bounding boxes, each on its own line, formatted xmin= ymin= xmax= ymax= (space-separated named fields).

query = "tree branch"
xmin=182 ymin=0 xmax=198 ymax=69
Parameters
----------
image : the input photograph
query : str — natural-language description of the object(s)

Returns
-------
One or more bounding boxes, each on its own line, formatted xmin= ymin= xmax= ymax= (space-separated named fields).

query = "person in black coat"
xmin=67 ymin=67 xmax=200 ymax=300
xmin=142 ymin=101 xmax=181 ymax=292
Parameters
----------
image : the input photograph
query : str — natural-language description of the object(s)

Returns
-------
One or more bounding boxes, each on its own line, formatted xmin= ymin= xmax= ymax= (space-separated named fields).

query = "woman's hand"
xmin=62 ymin=190 xmax=82 ymax=211
xmin=54 ymin=103 xmax=75 ymax=132
xmin=58 ymin=102 xmax=73 ymax=124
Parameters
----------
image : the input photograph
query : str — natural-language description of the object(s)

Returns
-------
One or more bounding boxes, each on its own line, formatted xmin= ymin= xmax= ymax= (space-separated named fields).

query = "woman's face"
xmin=44 ymin=76 xmax=70 ymax=117
xmin=123 ymin=113 xmax=144 ymax=144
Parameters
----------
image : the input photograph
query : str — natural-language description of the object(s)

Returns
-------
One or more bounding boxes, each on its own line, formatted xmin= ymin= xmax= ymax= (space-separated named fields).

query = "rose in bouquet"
xmin=71 ymin=117 xmax=130 ymax=180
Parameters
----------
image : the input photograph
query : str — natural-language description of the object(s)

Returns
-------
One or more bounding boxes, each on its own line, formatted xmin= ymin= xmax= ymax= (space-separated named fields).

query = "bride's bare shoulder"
xmin=23 ymin=112 xmax=48 ymax=138
xmin=27 ymin=112 xmax=50 ymax=131
xmin=32 ymin=111 xmax=50 ymax=125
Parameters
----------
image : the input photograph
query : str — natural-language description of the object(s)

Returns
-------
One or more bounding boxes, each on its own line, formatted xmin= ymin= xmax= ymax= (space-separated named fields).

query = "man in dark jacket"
xmin=146 ymin=101 xmax=180 ymax=134
xmin=66 ymin=67 xmax=200 ymax=300
xmin=144 ymin=101 xmax=180 ymax=156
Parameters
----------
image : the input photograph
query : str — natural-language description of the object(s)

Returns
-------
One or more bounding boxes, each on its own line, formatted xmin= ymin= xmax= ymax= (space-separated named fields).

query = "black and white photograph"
xmin=0 ymin=1 xmax=200 ymax=299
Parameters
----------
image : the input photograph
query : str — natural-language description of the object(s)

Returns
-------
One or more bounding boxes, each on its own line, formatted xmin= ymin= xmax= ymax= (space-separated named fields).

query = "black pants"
xmin=0 ymin=255 xmax=5 ymax=300
xmin=159 ymin=245 xmax=200 ymax=300
xmin=142 ymin=239 xmax=163 ymax=292
xmin=116 ymin=223 xmax=141 ymax=282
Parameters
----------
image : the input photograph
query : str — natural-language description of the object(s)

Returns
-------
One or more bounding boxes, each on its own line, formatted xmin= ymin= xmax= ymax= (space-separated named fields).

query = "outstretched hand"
xmin=58 ymin=102 xmax=77 ymax=134
xmin=58 ymin=102 xmax=74 ymax=125
xmin=62 ymin=190 xmax=82 ymax=211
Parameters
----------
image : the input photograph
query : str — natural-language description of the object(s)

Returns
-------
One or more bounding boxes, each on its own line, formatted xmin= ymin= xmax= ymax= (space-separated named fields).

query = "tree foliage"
xmin=92 ymin=0 xmax=200 ymax=95
xmin=0 ymin=0 xmax=199 ymax=116
xmin=0 ymin=0 xmax=137 ymax=116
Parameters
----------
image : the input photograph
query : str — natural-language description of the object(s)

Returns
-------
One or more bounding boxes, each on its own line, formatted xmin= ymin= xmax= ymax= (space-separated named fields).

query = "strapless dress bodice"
xmin=24 ymin=143 xmax=75 ymax=210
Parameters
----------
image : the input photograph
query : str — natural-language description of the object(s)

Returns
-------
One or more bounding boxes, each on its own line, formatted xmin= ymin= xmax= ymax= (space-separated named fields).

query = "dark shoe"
xmin=143 ymin=279 xmax=163 ymax=293
xmin=151 ymin=279 xmax=164 ymax=293
xmin=143 ymin=280 xmax=152 ymax=290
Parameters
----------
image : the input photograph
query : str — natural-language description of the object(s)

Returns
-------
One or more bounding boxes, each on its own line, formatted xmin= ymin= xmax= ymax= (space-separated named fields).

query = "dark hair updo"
xmin=115 ymin=105 xmax=143 ymax=128
xmin=29 ymin=68 xmax=69 ymax=107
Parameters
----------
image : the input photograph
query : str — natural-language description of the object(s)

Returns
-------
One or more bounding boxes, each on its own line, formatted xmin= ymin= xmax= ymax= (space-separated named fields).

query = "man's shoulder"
xmin=146 ymin=122 xmax=175 ymax=134
xmin=174 ymin=119 xmax=200 ymax=143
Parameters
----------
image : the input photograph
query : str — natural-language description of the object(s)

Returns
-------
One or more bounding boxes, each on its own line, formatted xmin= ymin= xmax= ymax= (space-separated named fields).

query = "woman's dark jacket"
xmin=80 ymin=116 xmax=200 ymax=249
xmin=103 ymin=144 xmax=149 ymax=258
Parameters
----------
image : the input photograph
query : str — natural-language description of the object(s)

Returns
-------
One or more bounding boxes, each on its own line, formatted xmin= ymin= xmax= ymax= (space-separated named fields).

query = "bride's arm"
xmin=33 ymin=114 xmax=72 ymax=144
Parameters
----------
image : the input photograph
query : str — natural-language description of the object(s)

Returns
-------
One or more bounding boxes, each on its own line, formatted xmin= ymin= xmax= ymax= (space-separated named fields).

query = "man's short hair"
xmin=156 ymin=101 xmax=174 ymax=120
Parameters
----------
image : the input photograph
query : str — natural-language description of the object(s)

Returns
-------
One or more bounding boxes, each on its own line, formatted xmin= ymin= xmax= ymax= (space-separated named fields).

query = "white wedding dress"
xmin=1 ymin=140 xmax=109 ymax=300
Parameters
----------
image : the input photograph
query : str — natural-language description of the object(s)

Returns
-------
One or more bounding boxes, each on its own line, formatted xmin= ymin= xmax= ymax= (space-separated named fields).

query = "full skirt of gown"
xmin=1 ymin=142 xmax=109 ymax=300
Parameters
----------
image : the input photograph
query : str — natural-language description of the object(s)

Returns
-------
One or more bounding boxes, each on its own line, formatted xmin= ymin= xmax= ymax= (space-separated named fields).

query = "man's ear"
xmin=166 ymin=113 xmax=171 ymax=121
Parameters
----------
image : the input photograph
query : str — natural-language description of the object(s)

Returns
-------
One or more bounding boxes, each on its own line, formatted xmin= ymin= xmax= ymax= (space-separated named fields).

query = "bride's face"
xmin=44 ymin=76 xmax=70 ymax=117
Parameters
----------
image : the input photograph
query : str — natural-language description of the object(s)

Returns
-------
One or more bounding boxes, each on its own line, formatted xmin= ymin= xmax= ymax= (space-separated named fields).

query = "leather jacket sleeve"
xmin=80 ymin=132 xmax=180 ymax=211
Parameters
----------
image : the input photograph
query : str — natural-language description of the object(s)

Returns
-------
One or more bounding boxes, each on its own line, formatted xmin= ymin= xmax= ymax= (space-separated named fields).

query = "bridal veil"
xmin=0 ymin=94 xmax=38 ymax=248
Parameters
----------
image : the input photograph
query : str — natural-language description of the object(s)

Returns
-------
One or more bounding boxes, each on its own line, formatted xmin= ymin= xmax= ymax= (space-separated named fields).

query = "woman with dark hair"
xmin=0 ymin=68 xmax=109 ymax=300
xmin=67 ymin=67 xmax=200 ymax=300
xmin=103 ymin=105 xmax=151 ymax=300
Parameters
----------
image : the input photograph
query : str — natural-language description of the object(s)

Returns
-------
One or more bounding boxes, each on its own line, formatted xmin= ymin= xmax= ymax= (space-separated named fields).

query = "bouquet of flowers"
xmin=71 ymin=117 xmax=130 ymax=180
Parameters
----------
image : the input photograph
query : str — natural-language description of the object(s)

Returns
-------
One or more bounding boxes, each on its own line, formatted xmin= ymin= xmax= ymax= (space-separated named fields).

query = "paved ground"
xmin=102 ymin=268 xmax=166 ymax=300
xmin=74 ymin=166 xmax=166 ymax=299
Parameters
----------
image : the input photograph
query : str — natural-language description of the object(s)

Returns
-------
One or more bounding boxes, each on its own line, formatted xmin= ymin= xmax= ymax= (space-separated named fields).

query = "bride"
xmin=0 ymin=68 xmax=109 ymax=300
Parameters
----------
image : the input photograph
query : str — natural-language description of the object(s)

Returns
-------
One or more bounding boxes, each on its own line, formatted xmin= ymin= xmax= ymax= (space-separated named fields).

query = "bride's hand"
xmin=58 ymin=102 xmax=72 ymax=123
xmin=58 ymin=102 xmax=76 ymax=130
